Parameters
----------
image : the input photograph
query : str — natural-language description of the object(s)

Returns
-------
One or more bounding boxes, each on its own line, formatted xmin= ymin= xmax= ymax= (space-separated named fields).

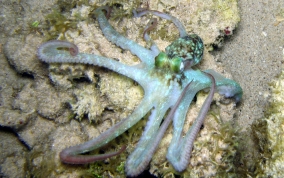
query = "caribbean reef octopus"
xmin=37 ymin=6 xmax=242 ymax=177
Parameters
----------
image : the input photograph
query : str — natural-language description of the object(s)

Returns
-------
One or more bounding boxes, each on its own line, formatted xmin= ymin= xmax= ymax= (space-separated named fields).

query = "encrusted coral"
xmin=253 ymin=70 xmax=284 ymax=177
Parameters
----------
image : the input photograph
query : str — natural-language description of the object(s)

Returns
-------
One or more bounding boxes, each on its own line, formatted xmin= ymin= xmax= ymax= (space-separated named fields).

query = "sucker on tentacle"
xmin=167 ymin=72 xmax=216 ymax=172
xmin=60 ymin=145 xmax=126 ymax=164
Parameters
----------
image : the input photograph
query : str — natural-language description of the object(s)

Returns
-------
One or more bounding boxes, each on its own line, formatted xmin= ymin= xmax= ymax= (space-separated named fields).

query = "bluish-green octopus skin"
xmin=37 ymin=6 xmax=243 ymax=177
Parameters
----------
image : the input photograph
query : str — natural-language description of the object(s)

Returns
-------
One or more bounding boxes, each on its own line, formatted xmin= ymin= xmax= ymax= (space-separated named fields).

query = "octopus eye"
xmin=155 ymin=52 xmax=184 ymax=73
xmin=170 ymin=56 xmax=184 ymax=73
xmin=155 ymin=52 xmax=169 ymax=68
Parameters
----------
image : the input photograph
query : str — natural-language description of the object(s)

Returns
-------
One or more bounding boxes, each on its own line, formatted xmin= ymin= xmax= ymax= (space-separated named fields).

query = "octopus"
xmin=37 ymin=6 xmax=243 ymax=177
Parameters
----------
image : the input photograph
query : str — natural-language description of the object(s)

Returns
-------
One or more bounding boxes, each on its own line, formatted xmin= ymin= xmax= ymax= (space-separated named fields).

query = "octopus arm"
xmin=143 ymin=18 xmax=160 ymax=56
xmin=59 ymin=96 xmax=154 ymax=164
xmin=126 ymin=103 xmax=169 ymax=176
xmin=37 ymin=40 xmax=146 ymax=84
xmin=133 ymin=9 xmax=188 ymax=38
xmin=95 ymin=7 xmax=156 ymax=66
xmin=167 ymin=73 xmax=216 ymax=172
xmin=126 ymin=80 xmax=194 ymax=177
xmin=205 ymin=69 xmax=243 ymax=102
xmin=170 ymin=82 xmax=202 ymax=141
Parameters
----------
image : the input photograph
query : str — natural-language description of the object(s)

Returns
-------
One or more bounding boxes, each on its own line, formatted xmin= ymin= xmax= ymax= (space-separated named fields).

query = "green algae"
xmin=44 ymin=9 xmax=82 ymax=40
xmin=212 ymin=0 xmax=240 ymax=22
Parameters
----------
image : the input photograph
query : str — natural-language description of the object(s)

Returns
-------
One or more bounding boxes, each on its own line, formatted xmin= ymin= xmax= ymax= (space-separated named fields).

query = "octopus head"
xmin=155 ymin=34 xmax=204 ymax=73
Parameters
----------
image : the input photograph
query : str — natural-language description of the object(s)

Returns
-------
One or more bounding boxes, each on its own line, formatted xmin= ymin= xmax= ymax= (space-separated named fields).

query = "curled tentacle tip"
xmin=233 ymin=93 xmax=243 ymax=103
xmin=218 ymin=84 xmax=243 ymax=103
xmin=69 ymin=44 xmax=79 ymax=56
xmin=143 ymin=18 xmax=158 ymax=42
xmin=37 ymin=40 xmax=79 ymax=63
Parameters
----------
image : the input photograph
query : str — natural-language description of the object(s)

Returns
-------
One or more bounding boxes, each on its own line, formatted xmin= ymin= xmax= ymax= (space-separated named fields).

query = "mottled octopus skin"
xmin=37 ymin=6 xmax=243 ymax=177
